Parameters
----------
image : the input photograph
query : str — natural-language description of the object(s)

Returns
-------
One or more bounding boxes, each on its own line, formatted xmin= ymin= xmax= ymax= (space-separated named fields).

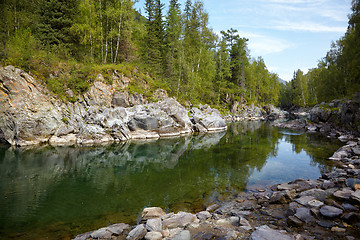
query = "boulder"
xmin=162 ymin=212 xmax=197 ymax=229
xmin=250 ymin=225 xmax=293 ymax=240
xmin=142 ymin=207 xmax=166 ymax=220
xmin=127 ymin=224 xmax=147 ymax=240
xmin=320 ymin=205 xmax=344 ymax=218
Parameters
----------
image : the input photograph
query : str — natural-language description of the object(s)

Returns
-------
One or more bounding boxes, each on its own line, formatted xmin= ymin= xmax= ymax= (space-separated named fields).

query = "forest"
xmin=0 ymin=0 xmax=359 ymax=110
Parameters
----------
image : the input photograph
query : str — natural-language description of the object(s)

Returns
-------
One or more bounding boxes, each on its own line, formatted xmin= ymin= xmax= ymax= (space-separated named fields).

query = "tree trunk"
xmin=104 ymin=15 xmax=108 ymax=63
xmin=114 ymin=0 xmax=124 ymax=63
xmin=99 ymin=0 xmax=104 ymax=63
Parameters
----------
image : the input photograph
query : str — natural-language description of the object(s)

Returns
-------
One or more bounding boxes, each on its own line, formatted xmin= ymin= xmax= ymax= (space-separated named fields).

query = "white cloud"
xmin=237 ymin=31 xmax=294 ymax=56
xmin=272 ymin=21 xmax=347 ymax=32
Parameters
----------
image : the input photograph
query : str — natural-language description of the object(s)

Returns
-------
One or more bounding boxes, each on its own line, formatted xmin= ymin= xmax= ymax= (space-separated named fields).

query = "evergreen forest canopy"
xmin=0 ymin=0 xmax=359 ymax=110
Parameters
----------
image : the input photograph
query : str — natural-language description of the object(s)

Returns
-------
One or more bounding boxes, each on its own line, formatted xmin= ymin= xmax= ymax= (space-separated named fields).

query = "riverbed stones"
xmin=127 ymin=224 xmax=147 ymax=240
xmin=196 ymin=211 xmax=211 ymax=221
xmin=294 ymin=207 xmax=316 ymax=224
xmin=320 ymin=205 xmax=344 ymax=218
xmin=142 ymin=207 xmax=166 ymax=220
xmin=351 ymin=190 xmax=360 ymax=203
xmin=250 ymin=225 xmax=293 ymax=240
xmin=162 ymin=212 xmax=198 ymax=229
xmin=333 ymin=188 xmax=354 ymax=200
xmin=145 ymin=231 xmax=163 ymax=240
xmin=277 ymin=183 xmax=300 ymax=191
xmin=146 ymin=218 xmax=162 ymax=232
xmin=295 ymin=196 xmax=316 ymax=206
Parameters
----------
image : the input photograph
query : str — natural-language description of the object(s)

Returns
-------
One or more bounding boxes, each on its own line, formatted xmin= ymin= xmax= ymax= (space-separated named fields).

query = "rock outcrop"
xmin=0 ymin=66 xmax=227 ymax=146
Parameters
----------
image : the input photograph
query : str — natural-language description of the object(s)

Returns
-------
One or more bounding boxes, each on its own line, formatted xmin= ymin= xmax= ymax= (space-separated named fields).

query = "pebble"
xmin=320 ymin=205 xmax=344 ymax=218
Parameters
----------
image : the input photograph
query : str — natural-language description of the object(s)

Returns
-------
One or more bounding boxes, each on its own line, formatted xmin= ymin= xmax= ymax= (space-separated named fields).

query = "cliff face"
xmin=0 ymin=66 xmax=227 ymax=146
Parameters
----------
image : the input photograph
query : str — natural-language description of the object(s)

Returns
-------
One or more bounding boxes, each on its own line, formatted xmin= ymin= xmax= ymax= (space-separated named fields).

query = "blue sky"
xmin=134 ymin=0 xmax=352 ymax=81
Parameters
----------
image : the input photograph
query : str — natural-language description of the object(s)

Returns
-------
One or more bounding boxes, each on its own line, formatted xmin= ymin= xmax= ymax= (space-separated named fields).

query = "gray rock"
xmin=145 ymin=231 xmax=163 ymax=240
xmin=196 ymin=211 xmax=211 ymax=221
xmin=294 ymin=207 xmax=316 ymax=224
xmin=170 ymin=230 xmax=191 ymax=240
xmin=269 ymin=191 xmax=287 ymax=204
xmin=146 ymin=218 xmax=162 ymax=232
xmin=297 ymin=188 xmax=329 ymax=201
xmin=277 ymin=183 xmax=300 ymax=191
xmin=322 ymin=180 xmax=335 ymax=190
xmin=295 ymin=196 xmax=316 ymax=206
xmin=342 ymin=203 xmax=359 ymax=211
xmin=317 ymin=220 xmax=336 ymax=228
xmin=162 ymin=212 xmax=197 ymax=229
xmin=90 ymin=227 xmax=112 ymax=239
xmin=127 ymin=224 xmax=147 ymax=240
xmin=73 ymin=231 xmax=92 ymax=240
xmin=206 ymin=204 xmax=220 ymax=212
xmin=106 ymin=223 xmax=130 ymax=235
xmin=333 ymin=188 xmax=354 ymax=200
xmin=216 ymin=217 xmax=239 ymax=226
xmin=320 ymin=205 xmax=344 ymax=218
xmin=250 ymin=225 xmax=293 ymax=240
xmin=351 ymin=190 xmax=360 ymax=203
xmin=346 ymin=178 xmax=360 ymax=190
xmin=287 ymin=216 xmax=303 ymax=227
xmin=307 ymin=199 xmax=324 ymax=208
xmin=239 ymin=217 xmax=252 ymax=231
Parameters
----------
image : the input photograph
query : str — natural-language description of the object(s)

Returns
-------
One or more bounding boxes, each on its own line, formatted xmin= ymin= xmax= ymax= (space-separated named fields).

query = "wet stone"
xmin=342 ymin=212 xmax=360 ymax=224
xmin=196 ymin=211 xmax=211 ymax=221
xmin=287 ymin=216 xmax=303 ymax=227
xmin=277 ymin=183 xmax=300 ymax=191
xmin=307 ymin=199 xmax=324 ymax=208
xmin=297 ymin=189 xmax=329 ymax=202
xmin=250 ymin=225 xmax=293 ymax=240
xmin=342 ymin=203 xmax=359 ymax=211
xmin=322 ymin=180 xmax=335 ymax=190
xmin=127 ymin=224 xmax=147 ymax=240
xmin=295 ymin=196 xmax=316 ymax=206
xmin=320 ymin=205 xmax=344 ymax=218
xmin=333 ymin=188 xmax=355 ymax=200
xmin=317 ymin=220 xmax=336 ymax=228
xmin=294 ymin=207 xmax=316 ymax=224
xmin=351 ymin=190 xmax=360 ymax=203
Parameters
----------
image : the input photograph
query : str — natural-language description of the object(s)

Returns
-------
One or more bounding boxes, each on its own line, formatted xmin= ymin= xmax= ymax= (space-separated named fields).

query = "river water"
xmin=0 ymin=122 xmax=343 ymax=239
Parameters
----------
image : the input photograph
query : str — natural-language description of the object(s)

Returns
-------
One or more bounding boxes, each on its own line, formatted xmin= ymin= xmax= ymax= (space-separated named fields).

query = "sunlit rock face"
xmin=0 ymin=66 xmax=226 ymax=146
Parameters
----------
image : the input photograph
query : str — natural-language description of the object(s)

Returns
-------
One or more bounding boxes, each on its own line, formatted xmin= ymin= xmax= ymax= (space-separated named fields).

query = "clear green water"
xmin=0 ymin=122 xmax=343 ymax=239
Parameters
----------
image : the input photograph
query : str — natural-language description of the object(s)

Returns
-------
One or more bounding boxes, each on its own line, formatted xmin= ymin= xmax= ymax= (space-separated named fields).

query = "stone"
xmin=162 ymin=212 xmax=197 ymax=229
xmin=196 ymin=211 xmax=211 ymax=221
xmin=294 ymin=207 xmax=316 ymax=224
xmin=90 ymin=227 xmax=112 ymax=239
xmin=269 ymin=191 xmax=287 ymax=204
xmin=239 ymin=217 xmax=252 ymax=231
xmin=287 ymin=216 xmax=303 ymax=227
xmin=106 ymin=223 xmax=130 ymax=235
xmin=206 ymin=204 xmax=220 ymax=212
xmin=146 ymin=218 xmax=162 ymax=232
xmin=295 ymin=196 xmax=316 ymax=206
xmin=331 ymin=227 xmax=346 ymax=232
xmin=145 ymin=231 xmax=163 ymax=240
xmin=320 ymin=205 xmax=344 ymax=218
xmin=170 ymin=230 xmax=191 ymax=240
xmin=73 ymin=232 xmax=92 ymax=240
xmin=307 ymin=199 xmax=324 ymax=208
xmin=142 ymin=207 xmax=166 ymax=220
xmin=127 ymin=224 xmax=147 ymax=240
xmin=317 ymin=220 xmax=336 ymax=228
xmin=334 ymin=188 xmax=355 ymax=200
xmin=322 ymin=180 xmax=335 ymax=190
xmin=342 ymin=212 xmax=360 ymax=224
xmin=346 ymin=178 xmax=360 ymax=191
xmin=216 ymin=217 xmax=239 ymax=226
xmin=351 ymin=190 xmax=360 ymax=203
xmin=250 ymin=225 xmax=293 ymax=240
xmin=277 ymin=183 xmax=300 ymax=191
xmin=342 ymin=203 xmax=359 ymax=211
xmin=297 ymin=188 xmax=329 ymax=201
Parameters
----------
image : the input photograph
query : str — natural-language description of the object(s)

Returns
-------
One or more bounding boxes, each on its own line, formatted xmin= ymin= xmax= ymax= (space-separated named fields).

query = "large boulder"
xmin=190 ymin=104 xmax=227 ymax=132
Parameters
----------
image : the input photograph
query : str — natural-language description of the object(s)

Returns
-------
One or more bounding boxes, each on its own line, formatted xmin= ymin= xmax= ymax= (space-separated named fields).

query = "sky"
xmin=134 ymin=0 xmax=353 ymax=81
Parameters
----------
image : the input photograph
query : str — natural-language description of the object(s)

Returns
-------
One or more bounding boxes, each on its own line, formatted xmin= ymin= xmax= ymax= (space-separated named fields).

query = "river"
xmin=0 ymin=122 xmax=343 ymax=239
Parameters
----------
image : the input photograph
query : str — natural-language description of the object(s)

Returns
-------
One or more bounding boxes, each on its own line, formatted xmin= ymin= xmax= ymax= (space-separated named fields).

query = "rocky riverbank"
xmin=0 ymin=66 xmax=227 ymax=147
xmin=73 ymin=138 xmax=360 ymax=240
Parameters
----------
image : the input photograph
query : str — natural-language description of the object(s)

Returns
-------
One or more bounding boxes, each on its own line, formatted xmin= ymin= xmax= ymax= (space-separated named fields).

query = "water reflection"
xmin=0 ymin=122 xmax=342 ymax=239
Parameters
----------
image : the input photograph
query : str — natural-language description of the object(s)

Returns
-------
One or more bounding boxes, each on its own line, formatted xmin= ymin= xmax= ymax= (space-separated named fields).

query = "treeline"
xmin=0 ymin=0 xmax=280 ymax=109
xmin=280 ymin=0 xmax=360 ymax=108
